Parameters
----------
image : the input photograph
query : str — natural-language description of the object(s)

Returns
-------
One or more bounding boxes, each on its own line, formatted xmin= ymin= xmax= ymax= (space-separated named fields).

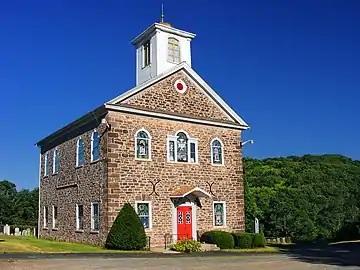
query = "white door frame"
xmin=171 ymin=198 xmax=197 ymax=243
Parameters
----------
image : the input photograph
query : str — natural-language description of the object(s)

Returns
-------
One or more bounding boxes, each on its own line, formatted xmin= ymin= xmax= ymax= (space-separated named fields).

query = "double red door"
xmin=177 ymin=206 xmax=192 ymax=240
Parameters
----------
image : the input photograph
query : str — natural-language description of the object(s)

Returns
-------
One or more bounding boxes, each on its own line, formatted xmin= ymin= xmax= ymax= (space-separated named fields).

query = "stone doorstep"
xmin=151 ymin=246 xmax=181 ymax=253
xmin=200 ymin=243 xmax=220 ymax=252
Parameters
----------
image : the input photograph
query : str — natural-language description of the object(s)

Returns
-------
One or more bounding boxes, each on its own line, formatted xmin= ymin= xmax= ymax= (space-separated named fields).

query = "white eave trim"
xmin=170 ymin=187 xmax=212 ymax=199
xmin=107 ymin=62 xmax=188 ymax=104
xmin=131 ymin=23 xmax=196 ymax=45
xmin=106 ymin=62 xmax=250 ymax=129
xmin=185 ymin=65 xmax=250 ymax=128
xmin=105 ymin=104 xmax=248 ymax=130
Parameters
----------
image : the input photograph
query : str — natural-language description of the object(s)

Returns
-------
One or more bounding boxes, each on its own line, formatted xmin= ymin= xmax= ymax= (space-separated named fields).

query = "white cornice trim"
xmin=107 ymin=62 xmax=187 ymax=104
xmin=184 ymin=66 xmax=250 ymax=127
xmin=105 ymin=104 xmax=248 ymax=130
xmin=131 ymin=23 xmax=196 ymax=45
xmin=106 ymin=62 xmax=250 ymax=129
xmin=170 ymin=187 xmax=212 ymax=199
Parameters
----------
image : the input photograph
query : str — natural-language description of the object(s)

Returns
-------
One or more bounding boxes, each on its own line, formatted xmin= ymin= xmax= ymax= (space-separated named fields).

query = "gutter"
xmin=35 ymin=105 xmax=107 ymax=148
xmin=37 ymin=152 xmax=41 ymax=238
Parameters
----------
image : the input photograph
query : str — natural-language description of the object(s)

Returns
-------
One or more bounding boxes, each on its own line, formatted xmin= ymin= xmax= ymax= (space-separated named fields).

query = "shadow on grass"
xmin=270 ymin=241 xmax=360 ymax=267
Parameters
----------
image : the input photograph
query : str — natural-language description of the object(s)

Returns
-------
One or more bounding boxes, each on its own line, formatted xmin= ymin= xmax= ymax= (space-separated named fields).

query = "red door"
xmin=177 ymin=206 xmax=192 ymax=241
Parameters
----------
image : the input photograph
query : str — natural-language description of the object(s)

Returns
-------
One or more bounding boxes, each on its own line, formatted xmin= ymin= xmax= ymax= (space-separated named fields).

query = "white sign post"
xmin=254 ymin=218 xmax=259 ymax=234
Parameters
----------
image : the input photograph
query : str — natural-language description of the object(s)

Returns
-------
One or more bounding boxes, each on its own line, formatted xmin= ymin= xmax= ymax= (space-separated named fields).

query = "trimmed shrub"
xmin=200 ymin=230 xmax=234 ymax=249
xmin=171 ymin=239 xmax=202 ymax=253
xmin=252 ymin=231 xmax=266 ymax=247
xmin=105 ymin=203 xmax=147 ymax=250
xmin=232 ymin=232 xmax=252 ymax=249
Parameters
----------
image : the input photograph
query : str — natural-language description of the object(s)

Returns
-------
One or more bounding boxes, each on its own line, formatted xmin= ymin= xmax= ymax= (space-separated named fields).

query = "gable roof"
xmin=106 ymin=62 xmax=249 ymax=129
xmin=35 ymin=62 xmax=249 ymax=148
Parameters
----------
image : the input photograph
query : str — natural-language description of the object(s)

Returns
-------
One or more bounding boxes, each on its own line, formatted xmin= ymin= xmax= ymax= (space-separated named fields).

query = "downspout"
xmin=37 ymin=150 xmax=41 ymax=238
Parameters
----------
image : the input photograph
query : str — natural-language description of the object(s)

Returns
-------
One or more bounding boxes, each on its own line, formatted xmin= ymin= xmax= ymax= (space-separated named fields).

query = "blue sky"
xmin=0 ymin=0 xmax=359 ymax=190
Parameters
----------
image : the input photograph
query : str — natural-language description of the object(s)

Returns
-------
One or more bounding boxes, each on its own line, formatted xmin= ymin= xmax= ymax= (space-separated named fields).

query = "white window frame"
xmin=43 ymin=206 xmax=48 ymax=228
xmin=91 ymin=201 xmax=100 ymax=231
xmin=52 ymin=205 xmax=58 ymax=229
xmin=167 ymin=37 xmax=181 ymax=64
xmin=44 ymin=153 xmax=49 ymax=177
xmin=135 ymin=201 xmax=152 ymax=230
xmin=213 ymin=201 xmax=226 ymax=227
xmin=91 ymin=130 xmax=99 ymax=162
xmin=134 ymin=128 xmax=152 ymax=160
xmin=76 ymin=138 xmax=84 ymax=167
xmin=76 ymin=204 xmax=84 ymax=231
xmin=166 ymin=130 xmax=198 ymax=164
xmin=142 ymin=40 xmax=151 ymax=68
xmin=52 ymin=148 xmax=59 ymax=174
xmin=210 ymin=138 xmax=225 ymax=166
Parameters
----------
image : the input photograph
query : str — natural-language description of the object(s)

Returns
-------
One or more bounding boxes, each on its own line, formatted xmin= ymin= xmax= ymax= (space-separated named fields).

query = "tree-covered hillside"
xmin=244 ymin=154 xmax=360 ymax=242
xmin=0 ymin=180 xmax=38 ymax=226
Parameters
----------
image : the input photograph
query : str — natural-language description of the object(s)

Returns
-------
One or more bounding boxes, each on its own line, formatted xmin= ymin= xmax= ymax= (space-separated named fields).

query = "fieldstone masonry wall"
xmin=39 ymin=121 xmax=109 ymax=245
xmin=120 ymin=70 xmax=236 ymax=124
xmin=106 ymin=111 xmax=245 ymax=245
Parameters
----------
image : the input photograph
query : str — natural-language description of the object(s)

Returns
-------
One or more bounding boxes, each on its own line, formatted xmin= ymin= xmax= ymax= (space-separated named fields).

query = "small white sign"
xmin=255 ymin=218 xmax=259 ymax=234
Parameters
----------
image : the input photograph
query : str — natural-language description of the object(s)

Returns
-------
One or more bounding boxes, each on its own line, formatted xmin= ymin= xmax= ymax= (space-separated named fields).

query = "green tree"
xmin=0 ymin=181 xmax=38 ymax=226
xmin=0 ymin=180 xmax=17 ymax=225
xmin=244 ymin=154 xmax=360 ymax=242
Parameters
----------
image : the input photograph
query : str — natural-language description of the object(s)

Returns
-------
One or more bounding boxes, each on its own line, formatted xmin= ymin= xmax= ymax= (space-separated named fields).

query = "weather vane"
xmin=161 ymin=4 xmax=164 ymax=23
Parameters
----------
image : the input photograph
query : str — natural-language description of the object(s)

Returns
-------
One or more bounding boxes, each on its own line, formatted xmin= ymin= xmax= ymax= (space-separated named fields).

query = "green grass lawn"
xmin=0 ymin=235 xmax=149 ymax=254
xmin=222 ymin=246 xmax=280 ymax=253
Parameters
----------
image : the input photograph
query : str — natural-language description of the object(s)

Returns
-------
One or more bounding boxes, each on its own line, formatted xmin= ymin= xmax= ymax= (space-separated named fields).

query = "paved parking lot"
xmin=1 ymin=255 xmax=359 ymax=270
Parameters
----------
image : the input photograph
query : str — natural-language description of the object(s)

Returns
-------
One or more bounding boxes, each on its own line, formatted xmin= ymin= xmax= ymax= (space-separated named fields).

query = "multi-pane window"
xmin=167 ymin=131 xmax=198 ymax=163
xmin=53 ymin=148 xmax=59 ymax=174
xmin=177 ymin=132 xmax=188 ymax=162
xmin=213 ymin=202 xmax=226 ymax=227
xmin=91 ymin=130 xmax=99 ymax=162
xmin=76 ymin=204 xmax=84 ymax=230
xmin=91 ymin=202 xmax=100 ymax=231
xmin=136 ymin=201 xmax=151 ymax=229
xmin=168 ymin=37 xmax=180 ymax=64
xmin=44 ymin=153 xmax=49 ymax=176
xmin=143 ymin=40 xmax=151 ymax=67
xmin=190 ymin=142 xmax=196 ymax=163
xmin=43 ymin=206 xmax=48 ymax=228
xmin=76 ymin=138 xmax=84 ymax=166
xmin=135 ymin=129 xmax=151 ymax=160
xmin=211 ymin=138 xmax=224 ymax=165
xmin=169 ymin=141 xmax=175 ymax=161
xmin=52 ymin=206 xmax=58 ymax=228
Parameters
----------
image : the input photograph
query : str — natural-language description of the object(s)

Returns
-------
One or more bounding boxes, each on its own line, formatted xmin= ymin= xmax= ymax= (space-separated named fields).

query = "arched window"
xmin=168 ymin=37 xmax=180 ymax=64
xmin=53 ymin=148 xmax=59 ymax=174
xmin=135 ymin=129 xmax=151 ymax=160
xmin=91 ymin=130 xmax=99 ymax=162
xmin=167 ymin=130 xmax=198 ymax=163
xmin=176 ymin=132 xmax=188 ymax=162
xmin=76 ymin=138 xmax=84 ymax=166
xmin=44 ymin=152 xmax=50 ymax=176
xmin=211 ymin=138 xmax=224 ymax=165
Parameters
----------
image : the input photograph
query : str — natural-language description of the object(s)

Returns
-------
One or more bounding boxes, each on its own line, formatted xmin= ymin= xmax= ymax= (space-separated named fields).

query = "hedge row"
xmin=200 ymin=230 xmax=266 ymax=249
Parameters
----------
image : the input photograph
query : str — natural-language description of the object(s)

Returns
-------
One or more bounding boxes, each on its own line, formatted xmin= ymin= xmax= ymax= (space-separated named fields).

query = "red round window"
xmin=176 ymin=83 xmax=184 ymax=91
xmin=174 ymin=79 xmax=187 ymax=93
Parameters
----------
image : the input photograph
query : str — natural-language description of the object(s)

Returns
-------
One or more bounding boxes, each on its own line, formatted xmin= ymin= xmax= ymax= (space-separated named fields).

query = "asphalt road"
xmin=1 ymin=242 xmax=360 ymax=269
xmin=0 ymin=255 xmax=359 ymax=270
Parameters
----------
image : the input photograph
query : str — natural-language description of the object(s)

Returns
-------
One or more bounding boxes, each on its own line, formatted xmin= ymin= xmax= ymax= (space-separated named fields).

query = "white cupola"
xmin=131 ymin=20 xmax=196 ymax=86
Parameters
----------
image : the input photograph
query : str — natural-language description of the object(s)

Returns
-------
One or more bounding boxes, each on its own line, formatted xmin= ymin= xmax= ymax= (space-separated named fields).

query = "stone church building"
xmin=35 ymin=19 xmax=250 ymax=246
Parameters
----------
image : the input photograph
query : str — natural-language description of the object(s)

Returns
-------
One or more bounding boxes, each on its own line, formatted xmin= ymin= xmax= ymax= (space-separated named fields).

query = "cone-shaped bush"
xmin=105 ymin=203 xmax=147 ymax=250
xmin=252 ymin=231 xmax=266 ymax=247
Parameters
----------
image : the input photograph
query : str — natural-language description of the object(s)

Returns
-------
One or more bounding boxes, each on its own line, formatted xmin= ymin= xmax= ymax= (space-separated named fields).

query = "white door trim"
xmin=171 ymin=200 xmax=196 ymax=242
